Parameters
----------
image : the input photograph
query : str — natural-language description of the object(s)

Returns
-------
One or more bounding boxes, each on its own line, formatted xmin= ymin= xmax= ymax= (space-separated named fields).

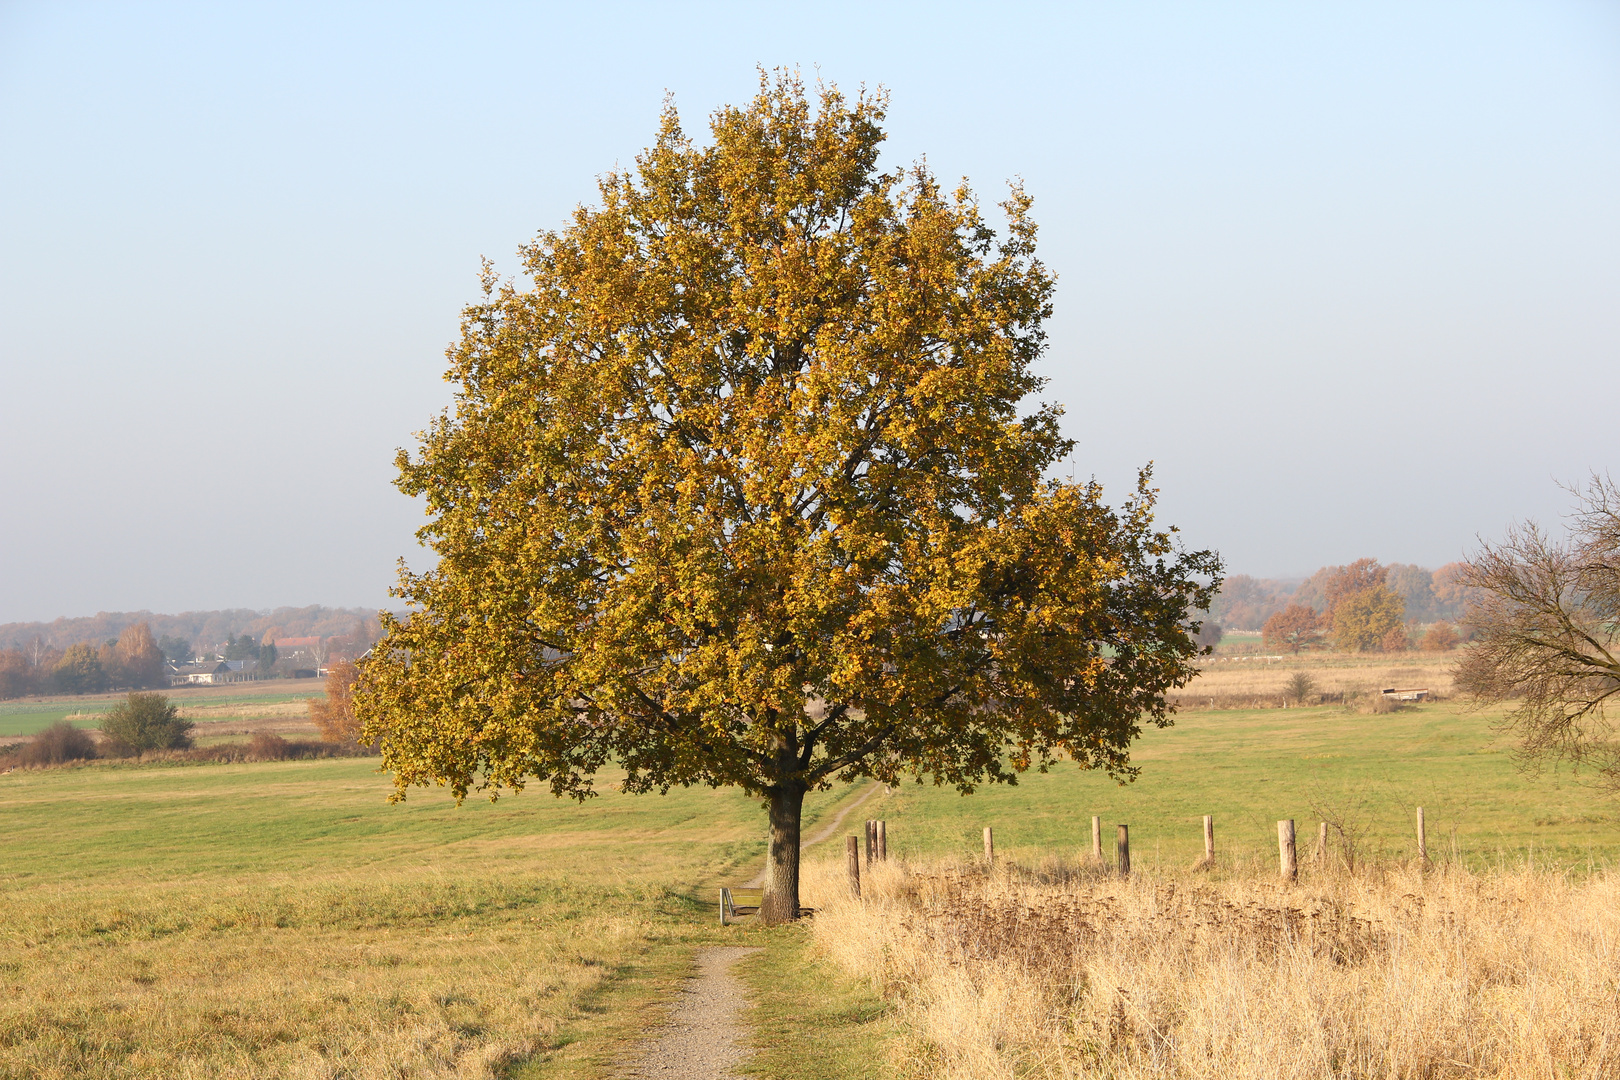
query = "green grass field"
xmin=856 ymin=699 xmax=1619 ymax=872
xmin=0 ymin=687 xmax=323 ymax=736
xmin=3 ymin=696 xmax=1616 ymax=1078
xmin=0 ymin=702 xmax=110 ymax=735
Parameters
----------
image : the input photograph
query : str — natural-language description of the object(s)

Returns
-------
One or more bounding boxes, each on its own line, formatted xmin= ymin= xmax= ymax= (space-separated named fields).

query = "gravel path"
xmin=621 ymin=784 xmax=883 ymax=1077
xmin=620 ymin=946 xmax=762 ymax=1078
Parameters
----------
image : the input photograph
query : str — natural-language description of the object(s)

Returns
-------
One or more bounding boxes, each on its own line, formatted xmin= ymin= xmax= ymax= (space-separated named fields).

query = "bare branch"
xmin=1457 ymin=477 xmax=1620 ymax=793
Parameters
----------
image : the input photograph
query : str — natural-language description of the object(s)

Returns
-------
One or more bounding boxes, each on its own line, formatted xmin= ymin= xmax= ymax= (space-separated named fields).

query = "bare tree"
xmin=1457 ymin=475 xmax=1620 ymax=791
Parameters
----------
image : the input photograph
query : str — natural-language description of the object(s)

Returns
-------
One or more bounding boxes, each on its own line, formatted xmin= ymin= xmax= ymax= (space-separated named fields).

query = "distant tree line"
xmin=0 ymin=605 xmax=388 ymax=655
xmin=0 ymin=622 xmax=371 ymax=700
xmin=1205 ymin=559 xmax=1477 ymax=654
xmin=0 ymin=623 xmax=168 ymax=697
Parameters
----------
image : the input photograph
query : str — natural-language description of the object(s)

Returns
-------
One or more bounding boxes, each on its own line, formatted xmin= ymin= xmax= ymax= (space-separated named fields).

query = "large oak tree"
xmin=356 ymin=75 xmax=1220 ymax=922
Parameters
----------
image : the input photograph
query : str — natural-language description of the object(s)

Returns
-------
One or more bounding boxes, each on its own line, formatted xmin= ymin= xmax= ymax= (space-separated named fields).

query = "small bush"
xmin=1422 ymin=622 xmax=1460 ymax=651
xmin=1286 ymin=671 xmax=1317 ymax=705
xmin=17 ymin=721 xmax=97 ymax=766
xmin=100 ymin=692 xmax=193 ymax=755
xmin=1364 ymin=692 xmax=1401 ymax=714
xmin=247 ymin=733 xmax=291 ymax=760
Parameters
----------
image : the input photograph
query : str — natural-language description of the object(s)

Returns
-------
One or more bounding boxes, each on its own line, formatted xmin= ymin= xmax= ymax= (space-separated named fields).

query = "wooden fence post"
xmin=720 ymin=886 xmax=731 ymax=926
xmin=1316 ymin=822 xmax=1328 ymax=864
xmin=983 ymin=826 xmax=995 ymax=865
xmin=1278 ymin=819 xmax=1297 ymax=882
xmin=847 ymin=835 xmax=861 ymax=898
xmin=1092 ymin=816 xmax=1102 ymax=863
xmin=865 ymin=820 xmax=876 ymax=867
xmin=877 ymin=820 xmax=887 ymax=862
xmin=1203 ymin=815 xmax=1214 ymax=863
xmin=1116 ymin=824 xmax=1130 ymax=877
xmin=1417 ymin=806 xmax=1428 ymax=869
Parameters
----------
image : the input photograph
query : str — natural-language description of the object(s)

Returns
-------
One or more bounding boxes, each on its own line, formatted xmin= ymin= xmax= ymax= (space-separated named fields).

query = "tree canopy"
xmin=1333 ymin=585 xmax=1405 ymax=652
xmin=355 ymin=74 xmax=1220 ymax=921
xmin=1262 ymin=603 xmax=1325 ymax=654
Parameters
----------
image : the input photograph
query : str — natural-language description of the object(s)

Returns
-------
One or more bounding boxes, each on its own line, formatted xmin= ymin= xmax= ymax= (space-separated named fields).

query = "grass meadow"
xmin=867 ymin=697 xmax=1617 ymax=871
xmin=4 ymin=652 xmax=1618 ymax=1077
xmin=0 ymin=756 xmax=873 ymax=1079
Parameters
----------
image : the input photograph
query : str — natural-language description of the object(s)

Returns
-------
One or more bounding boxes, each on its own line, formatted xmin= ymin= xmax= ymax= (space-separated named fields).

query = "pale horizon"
xmin=2 ymin=2 xmax=1616 ymax=624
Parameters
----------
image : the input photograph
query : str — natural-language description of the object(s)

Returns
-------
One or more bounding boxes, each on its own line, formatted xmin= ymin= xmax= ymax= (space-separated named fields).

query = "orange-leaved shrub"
xmin=1423 ymin=622 xmax=1460 ymax=651
xmin=309 ymin=660 xmax=369 ymax=746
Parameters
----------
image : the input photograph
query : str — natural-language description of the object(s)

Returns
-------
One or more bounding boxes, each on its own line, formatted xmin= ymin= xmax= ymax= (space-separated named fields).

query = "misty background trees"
xmin=1204 ymin=559 xmax=1475 ymax=654
xmin=0 ymin=605 xmax=388 ymax=699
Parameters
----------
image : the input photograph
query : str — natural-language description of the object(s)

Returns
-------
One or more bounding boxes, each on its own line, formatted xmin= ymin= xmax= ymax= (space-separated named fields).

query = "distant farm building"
xmin=168 ymin=659 xmax=262 ymax=685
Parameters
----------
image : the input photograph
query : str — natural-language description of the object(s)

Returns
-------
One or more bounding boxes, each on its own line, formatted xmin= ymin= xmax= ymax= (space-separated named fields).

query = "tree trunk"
xmin=759 ymin=782 xmax=806 ymax=924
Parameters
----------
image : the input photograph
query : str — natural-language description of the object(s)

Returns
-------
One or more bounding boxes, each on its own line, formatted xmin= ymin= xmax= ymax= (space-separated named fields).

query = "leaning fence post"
xmin=720 ymin=886 xmax=731 ymax=926
xmin=1278 ymin=819 xmax=1297 ymax=882
xmin=1203 ymin=815 xmax=1214 ymax=863
xmin=1417 ymin=806 xmax=1428 ymax=870
xmin=1092 ymin=816 xmax=1102 ymax=864
xmin=983 ymin=826 xmax=995 ymax=865
xmin=877 ymin=819 xmax=887 ymax=862
xmin=847 ymin=835 xmax=861 ymax=898
xmin=1117 ymin=824 xmax=1130 ymax=877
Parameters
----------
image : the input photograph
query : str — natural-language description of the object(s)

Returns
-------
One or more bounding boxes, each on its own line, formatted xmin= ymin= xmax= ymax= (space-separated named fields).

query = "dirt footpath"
xmin=622 ymin=783 xmax=883 ymax=1076
xmin=620 ymin=946 xmax=761 ymax=1078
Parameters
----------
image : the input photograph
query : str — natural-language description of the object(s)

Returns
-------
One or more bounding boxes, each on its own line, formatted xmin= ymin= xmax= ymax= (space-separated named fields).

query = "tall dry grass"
xmin=803 ymin=855 xmax=1619 ymax=1079
xmin=1171 ymin=655 xmax=1456 ymax=711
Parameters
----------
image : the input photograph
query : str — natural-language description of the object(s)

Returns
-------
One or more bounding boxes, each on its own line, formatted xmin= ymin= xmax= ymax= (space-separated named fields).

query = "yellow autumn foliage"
xmin=355 ymin=72 xmax=1219 ymax=920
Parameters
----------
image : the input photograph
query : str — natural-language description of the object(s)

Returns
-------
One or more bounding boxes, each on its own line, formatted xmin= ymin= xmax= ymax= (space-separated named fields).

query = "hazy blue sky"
xmin=2 ymin=2 xmax=1616 ymax=623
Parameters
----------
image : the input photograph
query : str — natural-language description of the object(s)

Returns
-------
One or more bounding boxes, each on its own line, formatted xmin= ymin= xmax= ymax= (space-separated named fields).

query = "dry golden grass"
xmin=1172 ymin=653 xmax=1458 ymax=711
xmin=1 ymin=873 xmax=655 ymax=1080
xmin=802 ymin=855 xmax=1620 ymax=1079
xmin=174 ymin=700 xmax=313 ymax=721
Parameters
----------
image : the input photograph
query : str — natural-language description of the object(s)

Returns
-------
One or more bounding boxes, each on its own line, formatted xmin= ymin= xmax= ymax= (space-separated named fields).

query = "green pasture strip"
xmin=3 ymin=687 xmax=321 ymax=710
xmin=0 ymin=700 xmax=112 ymax=714
xmin=847 ymin=701 xmax=1620 ymax=873
xmin=0 ymin=756 xmax=870 ymax=1078
xmin=0 ymin=692 xmax=325 ymax=737
xmin=1 ymin=708 xmax=308 ymax=738
xmin=165 ymin=689 xmax=325 ymax=706
xmin=0 ymin=706 xmax=110 ymax=736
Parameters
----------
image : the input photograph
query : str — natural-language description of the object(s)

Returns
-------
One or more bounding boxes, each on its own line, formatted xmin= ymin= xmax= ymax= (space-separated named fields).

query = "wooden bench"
xmin=719 ymin=886 xmax=762 ymax=924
